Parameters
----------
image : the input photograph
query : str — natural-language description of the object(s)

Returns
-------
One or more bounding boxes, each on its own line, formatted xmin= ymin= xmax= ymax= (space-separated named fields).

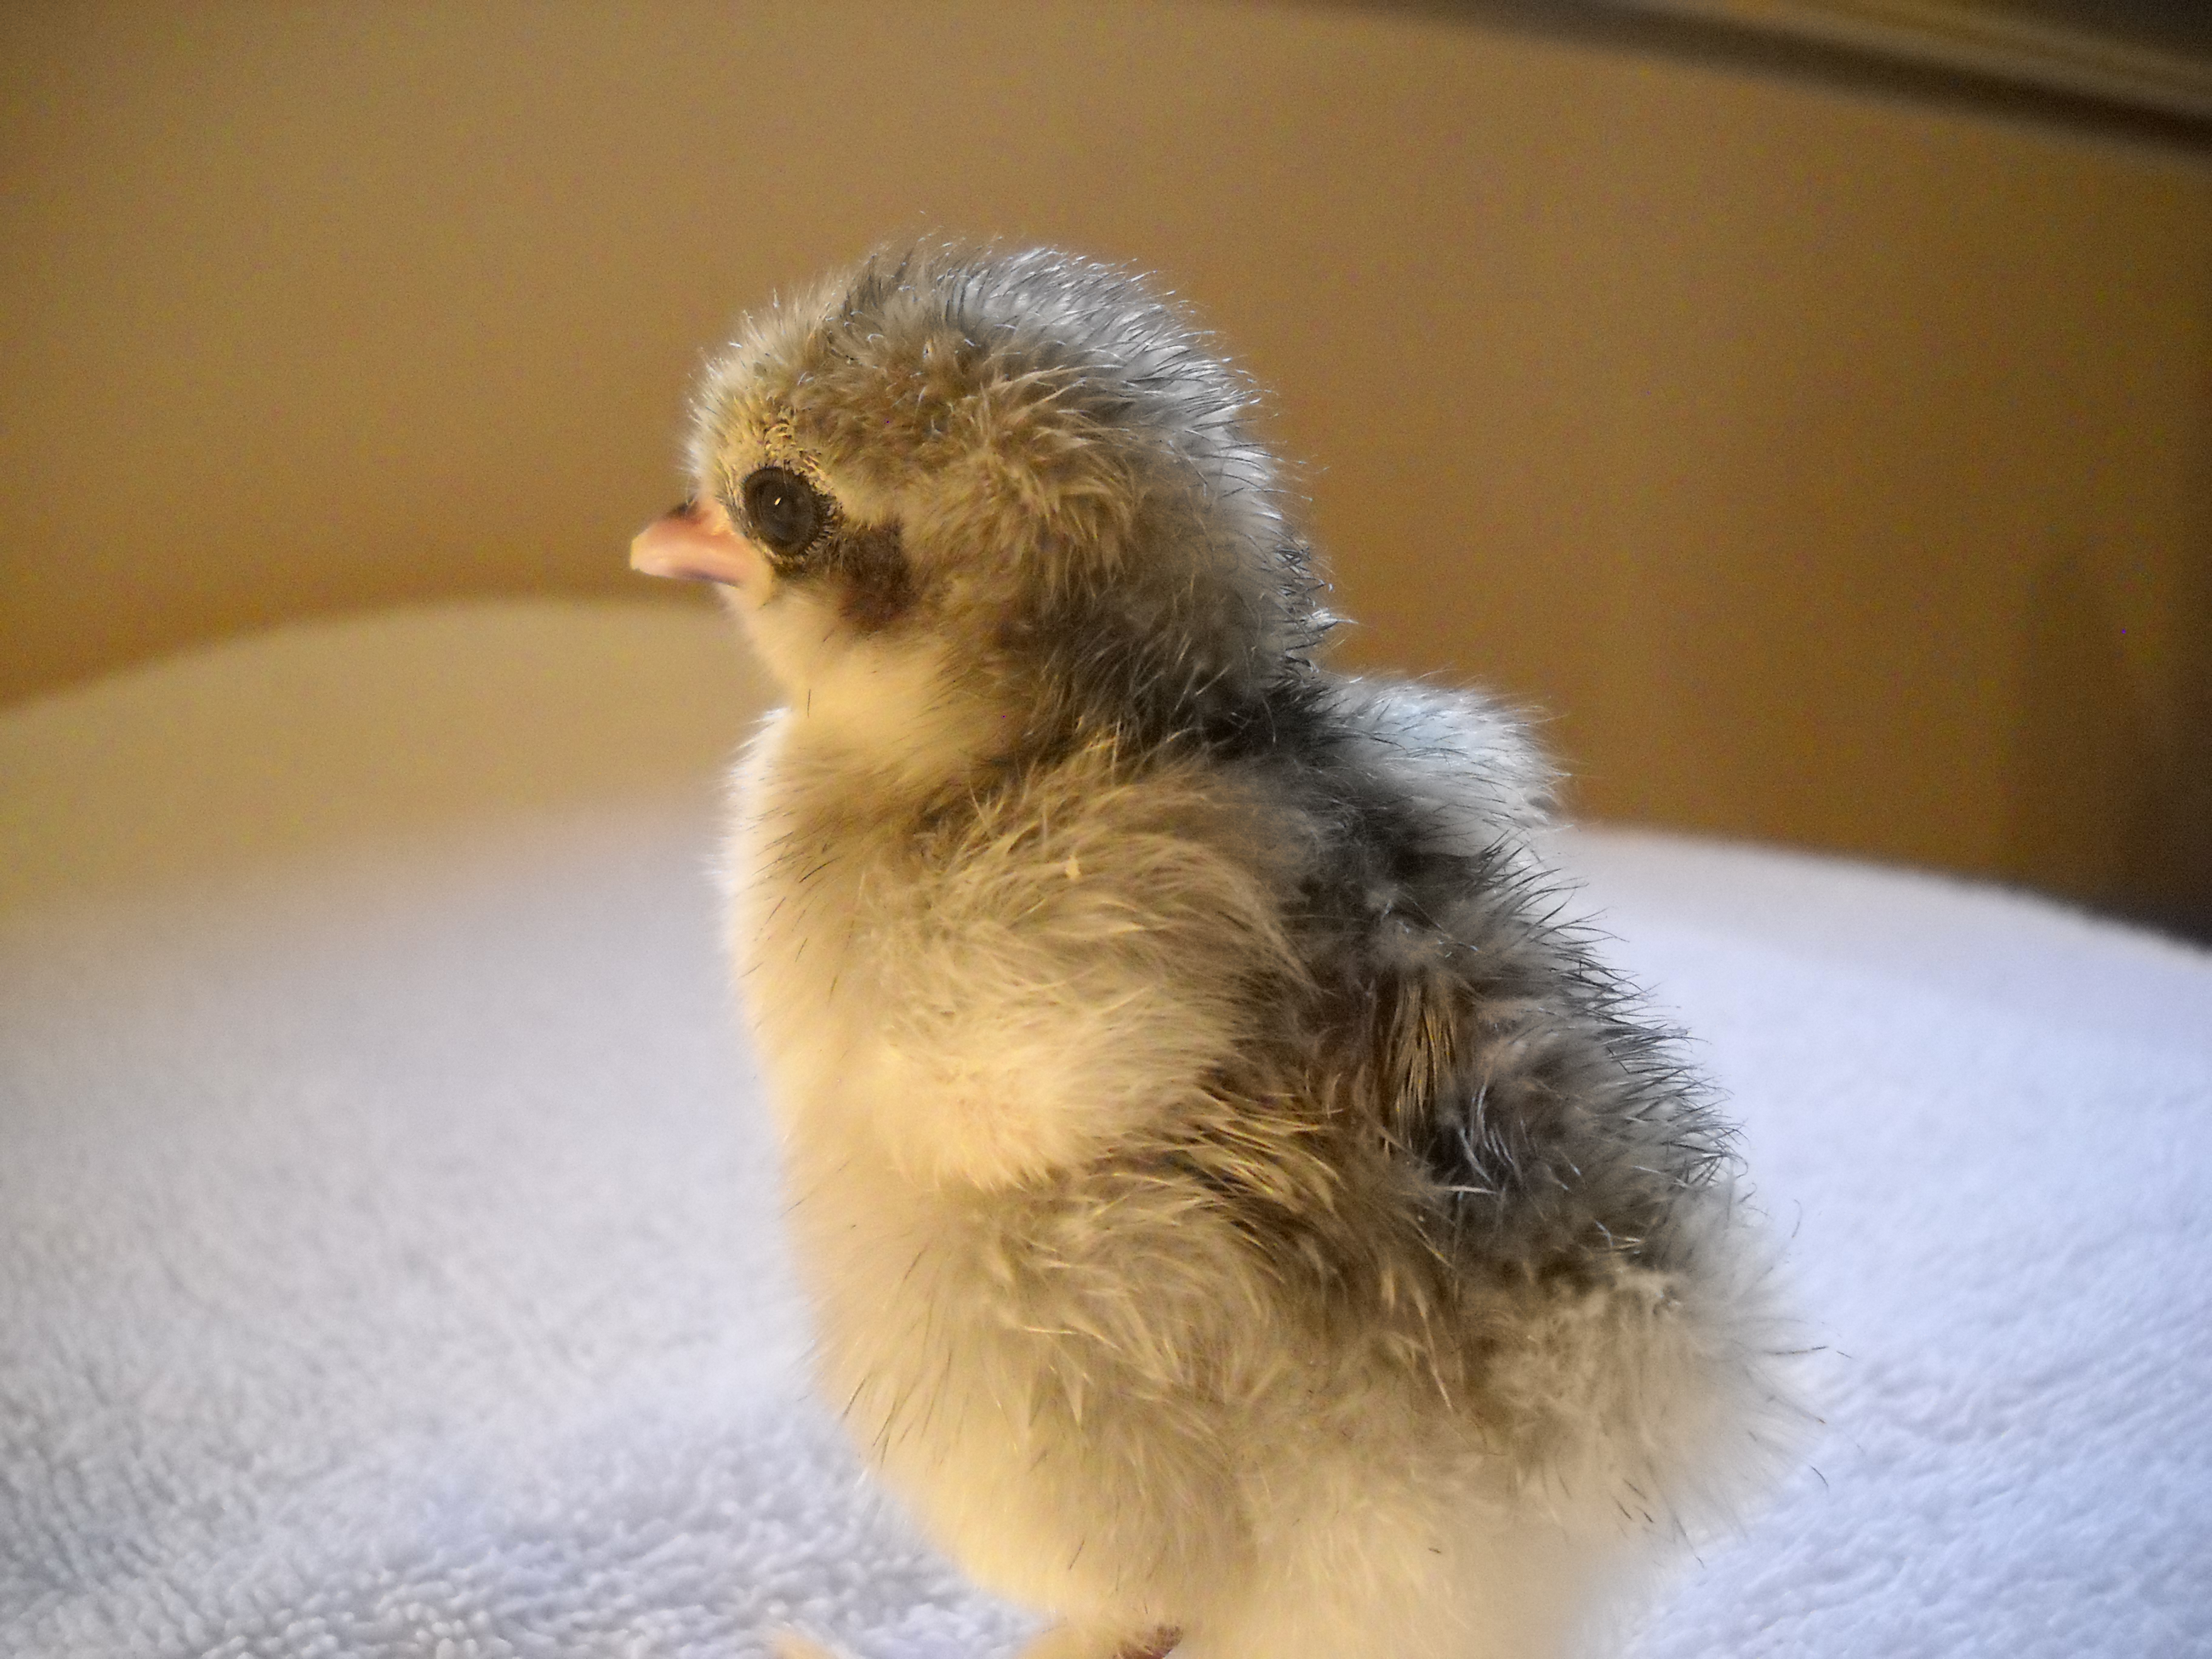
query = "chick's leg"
xmin=1017 ymin=1622 xmax=1181 ymax=1659
xmin=1167 ymin=1490 xmax=1607 ymax=1659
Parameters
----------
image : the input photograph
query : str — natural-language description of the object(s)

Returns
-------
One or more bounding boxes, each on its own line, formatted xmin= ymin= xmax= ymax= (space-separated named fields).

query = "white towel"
xmin=3 ymin=602 xmax=2205 ymax=1658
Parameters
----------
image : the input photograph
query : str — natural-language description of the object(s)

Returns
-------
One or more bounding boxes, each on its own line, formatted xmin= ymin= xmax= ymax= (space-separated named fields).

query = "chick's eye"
xmin=740 ymin=466 xmax=830 ymax=560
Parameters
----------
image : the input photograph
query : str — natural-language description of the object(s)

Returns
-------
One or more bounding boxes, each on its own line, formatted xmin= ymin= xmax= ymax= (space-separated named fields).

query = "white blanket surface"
xmin=4 ymin=603 xmax=2206 ymax=1659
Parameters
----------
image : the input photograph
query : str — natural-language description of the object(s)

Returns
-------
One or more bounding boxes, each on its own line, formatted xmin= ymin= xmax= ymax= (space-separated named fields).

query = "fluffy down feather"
xmin=638 ymin=244 xmax=1799 ymax=1659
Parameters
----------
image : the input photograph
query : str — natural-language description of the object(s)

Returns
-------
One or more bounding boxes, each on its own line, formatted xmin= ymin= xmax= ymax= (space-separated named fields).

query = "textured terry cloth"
xmin=2 ymin=600 xmax=2207 ymax=1659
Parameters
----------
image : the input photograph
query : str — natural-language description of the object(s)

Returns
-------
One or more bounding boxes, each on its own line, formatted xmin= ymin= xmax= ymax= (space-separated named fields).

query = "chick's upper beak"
xmin=630 ymin=498 xmax=767 ymax=589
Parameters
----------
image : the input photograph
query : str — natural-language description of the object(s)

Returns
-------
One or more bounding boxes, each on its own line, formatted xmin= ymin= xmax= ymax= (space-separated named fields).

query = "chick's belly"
xmin=780 ymin=1166 xmax=1237 ymax=1615
xmin=865 ymin=1373 xmax=1202 ymax=1615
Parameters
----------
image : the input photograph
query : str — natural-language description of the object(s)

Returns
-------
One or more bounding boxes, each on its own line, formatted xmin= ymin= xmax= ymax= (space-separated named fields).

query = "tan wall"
xmin=5 ymin=1 xmax=2208 ymax=934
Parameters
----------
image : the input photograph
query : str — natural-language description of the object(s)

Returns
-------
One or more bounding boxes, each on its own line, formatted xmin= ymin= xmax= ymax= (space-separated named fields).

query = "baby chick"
xmin=632 ymin=246 xmax=1794 ymax=1659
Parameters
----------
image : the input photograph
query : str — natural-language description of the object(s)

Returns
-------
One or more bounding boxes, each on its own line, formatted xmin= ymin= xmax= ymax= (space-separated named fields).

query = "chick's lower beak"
xmin=630 ymin=500 xmax=767 ymax=589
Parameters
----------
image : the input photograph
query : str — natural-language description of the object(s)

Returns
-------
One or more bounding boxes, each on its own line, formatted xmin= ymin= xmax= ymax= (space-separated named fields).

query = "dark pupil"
xmin=741 ymin=466 xmax=825 ymax=559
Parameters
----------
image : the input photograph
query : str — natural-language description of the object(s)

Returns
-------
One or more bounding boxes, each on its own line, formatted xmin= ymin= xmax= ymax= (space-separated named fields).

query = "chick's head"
xmin=635 ymin=245 xmax=1327 ymax=773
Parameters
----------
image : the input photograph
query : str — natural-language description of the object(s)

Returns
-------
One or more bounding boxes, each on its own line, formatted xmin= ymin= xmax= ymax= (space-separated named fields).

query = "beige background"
xmin=5 ymin=0 xmax=2207 ymax=936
